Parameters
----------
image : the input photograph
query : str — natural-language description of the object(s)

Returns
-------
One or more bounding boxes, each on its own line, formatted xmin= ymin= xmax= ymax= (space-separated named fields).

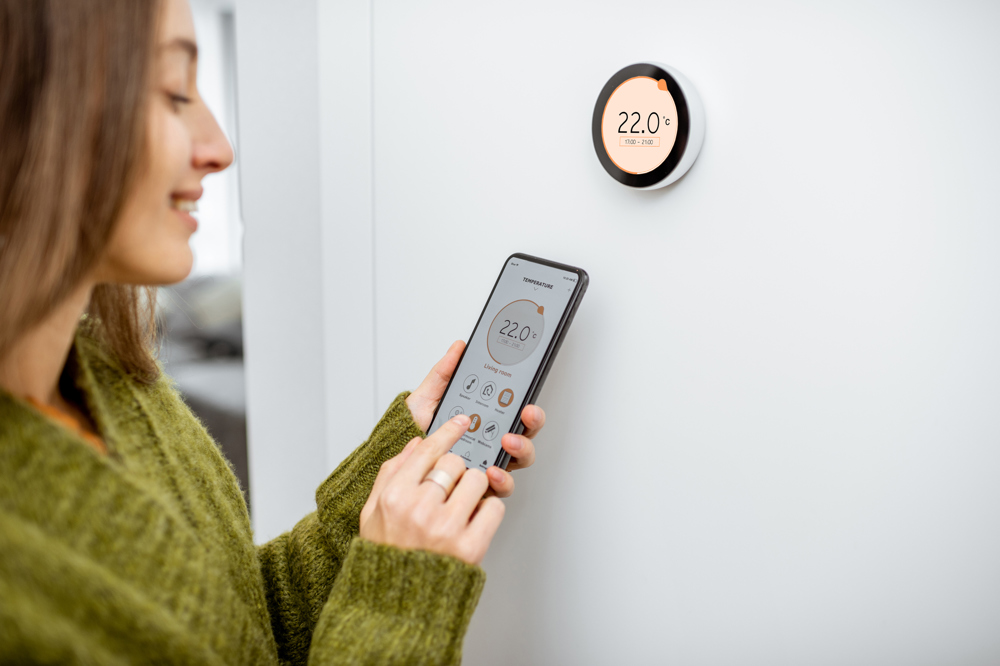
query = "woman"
xmin=0 ymin=0 xmax=545 ymax=662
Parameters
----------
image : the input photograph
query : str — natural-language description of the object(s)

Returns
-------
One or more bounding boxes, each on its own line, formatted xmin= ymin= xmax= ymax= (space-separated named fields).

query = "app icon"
xmin=480 ymin=381 xmax=497 ymax=401
xmin=497 ymin=388 xmax=514 ymax=408
xmin=448 ymin=405 xmax=465 ymax=418
xmin=462 ymin=374 xmax=479 ymax=394
xmin=468 ymin=414 xmax=482 ymax=433
xmin=482 ymin=421 xmax=499 ymax=441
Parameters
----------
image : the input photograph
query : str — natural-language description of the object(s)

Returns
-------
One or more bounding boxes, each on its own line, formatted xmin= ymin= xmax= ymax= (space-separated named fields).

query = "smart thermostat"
xmin=592 ymin=62 xmax=705 ymax=189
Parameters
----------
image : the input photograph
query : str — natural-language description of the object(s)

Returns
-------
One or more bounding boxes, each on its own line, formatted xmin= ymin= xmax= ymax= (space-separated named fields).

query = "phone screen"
xmin=428 ymin=255 xmax=584 ymax=471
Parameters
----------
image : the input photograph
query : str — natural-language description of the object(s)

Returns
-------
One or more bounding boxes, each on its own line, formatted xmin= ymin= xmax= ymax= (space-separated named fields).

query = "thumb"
xmin=413 ymin=340 xmax=465 ymax=402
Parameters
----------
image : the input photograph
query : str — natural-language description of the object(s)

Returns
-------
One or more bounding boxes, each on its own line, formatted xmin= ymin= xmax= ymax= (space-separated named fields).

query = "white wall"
xmin=235 ymin=0 xmax=328 ymax=541
xmin=369 ymin=1 xmax=1000 ymax=664
xmin=237 ymin=0 xmax=1000 ymax=662
xmin=235 ymin=0 xmax=376 ymax=541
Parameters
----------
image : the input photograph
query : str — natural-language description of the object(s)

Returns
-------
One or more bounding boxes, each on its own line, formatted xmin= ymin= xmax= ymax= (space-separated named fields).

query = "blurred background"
xmin=181 ymin=0 xmax=1000 ymax=664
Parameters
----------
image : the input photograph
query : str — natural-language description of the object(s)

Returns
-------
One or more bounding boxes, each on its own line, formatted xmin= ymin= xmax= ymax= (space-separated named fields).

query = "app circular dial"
xmin=487 ymin=300 xmax=545 ymax=365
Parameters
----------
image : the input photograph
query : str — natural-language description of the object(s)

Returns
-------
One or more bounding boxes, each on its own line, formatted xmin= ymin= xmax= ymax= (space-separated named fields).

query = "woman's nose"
xmin=192 ymin=103 xmax=235 ymax=174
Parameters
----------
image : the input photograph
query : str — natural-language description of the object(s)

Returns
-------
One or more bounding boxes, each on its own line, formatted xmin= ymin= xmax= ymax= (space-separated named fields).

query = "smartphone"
xmin=427 ymin=253 xmax=589 ymax=471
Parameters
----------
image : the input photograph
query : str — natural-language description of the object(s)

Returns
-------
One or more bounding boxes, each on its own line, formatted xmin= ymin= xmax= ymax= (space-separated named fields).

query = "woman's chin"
xmin=102 ymin=246 xmax=194 ymax=286
xmin=154 ymin=250 xmax=195 ymax=285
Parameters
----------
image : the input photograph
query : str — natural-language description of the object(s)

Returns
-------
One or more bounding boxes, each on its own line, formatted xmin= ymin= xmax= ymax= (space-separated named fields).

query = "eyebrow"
xmin=159 ymin=38 xmax=198 ymax=61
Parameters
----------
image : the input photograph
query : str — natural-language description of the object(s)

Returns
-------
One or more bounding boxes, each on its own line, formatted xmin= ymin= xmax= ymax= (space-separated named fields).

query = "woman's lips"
xmin=170 ymin=193 xmax=200 ymax=233
xmin=173 ymin=207 xmax=198 ymax=232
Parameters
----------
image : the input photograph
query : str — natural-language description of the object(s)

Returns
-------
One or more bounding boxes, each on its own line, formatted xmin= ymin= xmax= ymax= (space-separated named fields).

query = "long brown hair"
xmin=0 ymin=0 xmax=162 ymax=382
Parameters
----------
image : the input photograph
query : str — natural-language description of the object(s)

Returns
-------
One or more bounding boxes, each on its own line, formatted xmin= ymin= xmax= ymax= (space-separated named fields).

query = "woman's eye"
xmin=167 ymin=92 xmax=192 ymax=111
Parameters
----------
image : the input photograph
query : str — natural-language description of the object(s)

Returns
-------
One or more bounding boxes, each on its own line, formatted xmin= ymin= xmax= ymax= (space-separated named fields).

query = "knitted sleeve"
xmin=256 ymin=392 xmax=486 ymax=666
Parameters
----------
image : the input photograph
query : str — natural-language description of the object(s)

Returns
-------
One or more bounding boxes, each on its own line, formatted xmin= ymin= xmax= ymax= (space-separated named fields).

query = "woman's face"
xmin=95 ymin=0 xmax=233 ymax=286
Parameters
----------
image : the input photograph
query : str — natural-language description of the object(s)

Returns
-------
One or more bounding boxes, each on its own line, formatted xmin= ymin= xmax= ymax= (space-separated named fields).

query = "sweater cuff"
xmin=312 ymin=537 xmax=486 ymax=663
xmin=368 ymin=390 xmax=427 ymax=449
xmin=316 ymin=392 xmax=425 ymax=524
xmin=346 ymin=390 xmax=426 ymax=463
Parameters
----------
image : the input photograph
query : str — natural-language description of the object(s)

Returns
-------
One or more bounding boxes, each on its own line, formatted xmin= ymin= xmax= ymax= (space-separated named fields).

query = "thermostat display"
xmin=601 ymin=77 xmax=679 ymax=175
xmin=593 ymin=62 xmax=705 ymax=189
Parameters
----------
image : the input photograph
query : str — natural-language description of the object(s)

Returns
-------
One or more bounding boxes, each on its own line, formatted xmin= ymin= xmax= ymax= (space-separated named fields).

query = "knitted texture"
xmin=0 ymin=327 xmax=485 ymax=664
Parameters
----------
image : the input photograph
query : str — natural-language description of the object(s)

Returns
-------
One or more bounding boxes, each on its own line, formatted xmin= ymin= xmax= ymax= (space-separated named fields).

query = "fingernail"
xmin=452 ymin=414 xmax=470 ymax=427
xmin=506 ymin=436 xmax=521 ymax=451
xmin=489 ymin=467 xmax=503 ymax=482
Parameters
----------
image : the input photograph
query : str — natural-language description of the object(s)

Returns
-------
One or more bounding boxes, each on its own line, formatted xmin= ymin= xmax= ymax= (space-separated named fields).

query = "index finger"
xmin=395 ymin=414 xmax=471 ymax=486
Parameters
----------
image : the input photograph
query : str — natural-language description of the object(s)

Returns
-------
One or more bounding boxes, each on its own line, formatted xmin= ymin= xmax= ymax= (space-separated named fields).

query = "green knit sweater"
xmin=0 ymin=328 xmax=486 ymax=664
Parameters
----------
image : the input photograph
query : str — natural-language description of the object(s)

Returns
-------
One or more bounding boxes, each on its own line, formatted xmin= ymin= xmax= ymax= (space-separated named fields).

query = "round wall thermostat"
xmin=592 ymin=62 xmax=705 ymax=189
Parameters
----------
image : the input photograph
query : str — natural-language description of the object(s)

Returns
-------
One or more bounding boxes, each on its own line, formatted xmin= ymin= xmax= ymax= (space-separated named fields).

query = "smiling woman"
xmin=0 ymin=0 xmax=543 ymax=662
xmin=0 ymin=0 xmax=232 ymax=386
xmin=99 ymin=3 xmax=234 ymax=287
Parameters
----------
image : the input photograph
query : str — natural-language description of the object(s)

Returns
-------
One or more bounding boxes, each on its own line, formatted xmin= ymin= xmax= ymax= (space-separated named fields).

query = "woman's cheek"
xmin=129 ymin=112 xmax=196 ymax=282
xmin=159 ymin=113 xmax=197 ymax=281
xmin=164 ymin=111 xmax=193 ymax=179
xmin=148 ymin=103 xmax=190 ymax=191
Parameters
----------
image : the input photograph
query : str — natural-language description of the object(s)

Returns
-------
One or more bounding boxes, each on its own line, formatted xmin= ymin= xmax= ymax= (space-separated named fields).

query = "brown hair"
xmin=0 ymin=0 xmax=163 ymax=382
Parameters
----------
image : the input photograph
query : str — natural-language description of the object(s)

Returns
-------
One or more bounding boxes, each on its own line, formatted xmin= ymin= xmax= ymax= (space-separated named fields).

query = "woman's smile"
xmin=170 ymin=191 xmax=201 ymax=232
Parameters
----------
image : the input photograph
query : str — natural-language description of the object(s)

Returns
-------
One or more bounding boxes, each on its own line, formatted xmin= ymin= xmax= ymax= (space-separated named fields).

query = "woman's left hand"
xmin=406 ymin=341 xmax=545 ymax=498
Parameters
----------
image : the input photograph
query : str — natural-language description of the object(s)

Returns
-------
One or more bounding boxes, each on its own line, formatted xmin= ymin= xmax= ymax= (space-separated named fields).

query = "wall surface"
xmin=367 ymin=1 xmax=1000 ymax=664
xmin=235 ymin=0 xmax=328 ymax=541
xmin=236 ymin=0 xmax=378 ymax=542
xmin=236 ymin=0 xmax=1000 ymax=662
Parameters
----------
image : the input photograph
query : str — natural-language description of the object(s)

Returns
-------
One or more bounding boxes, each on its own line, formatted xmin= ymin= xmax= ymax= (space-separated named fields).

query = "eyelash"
xmin=168 ymin=92 xmax=192 ymax=111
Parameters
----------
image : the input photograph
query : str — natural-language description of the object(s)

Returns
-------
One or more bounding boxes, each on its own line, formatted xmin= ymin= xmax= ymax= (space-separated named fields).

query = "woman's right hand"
xmin=359 ymin=414 xmax=506 ymax=566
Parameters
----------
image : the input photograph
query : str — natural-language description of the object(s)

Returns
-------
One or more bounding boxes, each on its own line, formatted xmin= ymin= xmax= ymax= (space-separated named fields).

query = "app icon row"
xmin=460 ymin=374 xmax=514 ymax=408
xmin=448 ymin=406 xmax=500 ymax=441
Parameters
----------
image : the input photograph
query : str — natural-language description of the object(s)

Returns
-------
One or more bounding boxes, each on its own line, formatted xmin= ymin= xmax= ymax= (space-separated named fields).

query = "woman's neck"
xmin=0 ymin=281 xmax=95 ymax=407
